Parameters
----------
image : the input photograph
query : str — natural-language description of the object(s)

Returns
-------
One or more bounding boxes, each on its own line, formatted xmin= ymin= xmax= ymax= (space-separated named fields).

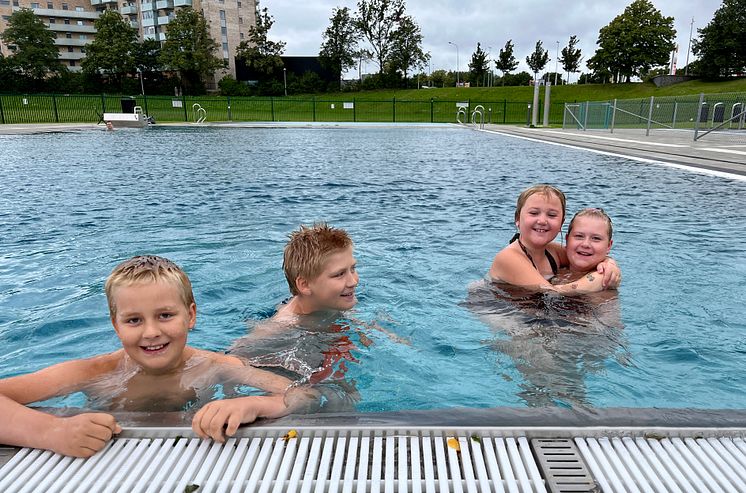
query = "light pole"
xmin=685 ymin=17 xmax=694 ymax=75
xmin=283 ymin=68 xmax=287 ymax=96
xmin=137 ymin=67 xmax=145 ymax=96
xmin=488 ymin=45 xmax=492 ymax=87
xmin=448 ymin=41 xmax=459 ymax=86
xmin=554 ymin=40 xmax=560 ymax=85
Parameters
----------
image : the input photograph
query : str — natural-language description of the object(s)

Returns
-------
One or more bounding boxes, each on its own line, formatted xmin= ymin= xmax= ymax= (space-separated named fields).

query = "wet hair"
xmin=283 ymin=223 xmax=353 ymax=296
xmin=104 ymin=255 xmax=195 ymax=317
xmin=514 ymin=185 xmax=567 ymax=223
xmin=567 ymin=208 xmax=613 ymax=240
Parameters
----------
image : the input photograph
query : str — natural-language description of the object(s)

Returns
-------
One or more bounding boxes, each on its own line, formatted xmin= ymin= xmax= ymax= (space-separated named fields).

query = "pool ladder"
xmin=456 ymin=105 xmax=485 ymax=129
xmin=192 ymin=103 xmax=207 ymax=124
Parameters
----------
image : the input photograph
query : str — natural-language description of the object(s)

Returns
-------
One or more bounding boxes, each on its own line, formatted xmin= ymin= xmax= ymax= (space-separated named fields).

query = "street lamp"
xmin=448 ymin=41 xmax=459 ymax=87
xmin=554 ymin=40 xmax=560 ymax=85
xmin=487 ymin=45 xmax=492 ymax=87
xmin=283 ymin=67 xmax=287 ymax=97
xmin=685 ymin=17 xmax=694 ymax=76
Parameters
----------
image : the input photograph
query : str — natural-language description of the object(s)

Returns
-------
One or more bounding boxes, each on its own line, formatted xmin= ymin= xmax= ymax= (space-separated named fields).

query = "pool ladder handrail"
xmin=192 ymin=103 xmax=207 ymax=124
xmin=471 ymin=105 xmax=485 ymax=129
xmin=456 ymin=107 xmax=468 ymax=124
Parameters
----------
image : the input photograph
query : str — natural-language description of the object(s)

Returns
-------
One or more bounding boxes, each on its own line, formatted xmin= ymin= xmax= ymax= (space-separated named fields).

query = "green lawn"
xmin=1 ymin=78 xmax=744 ymax=125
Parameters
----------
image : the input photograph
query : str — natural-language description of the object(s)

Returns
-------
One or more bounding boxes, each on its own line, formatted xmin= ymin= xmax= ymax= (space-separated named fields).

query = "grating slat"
xmin=2 ymin=429 xmax=743 ymax=492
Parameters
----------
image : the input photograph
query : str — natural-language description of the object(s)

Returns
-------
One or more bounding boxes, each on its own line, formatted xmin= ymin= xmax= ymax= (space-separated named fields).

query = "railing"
xmin=563 ymin=91 xmax=746 ymax=142
xmin=0 ymin=93 xmax=571 ymax=126
xmin=192 ymin=103 xmax=206 ymax=123
xmin=471 ymin=104 xmax=485 ymax=129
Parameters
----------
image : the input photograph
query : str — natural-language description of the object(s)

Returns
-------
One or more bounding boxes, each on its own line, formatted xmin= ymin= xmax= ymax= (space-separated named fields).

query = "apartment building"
xmin=0 ymin=0 xmax=253 ymax=78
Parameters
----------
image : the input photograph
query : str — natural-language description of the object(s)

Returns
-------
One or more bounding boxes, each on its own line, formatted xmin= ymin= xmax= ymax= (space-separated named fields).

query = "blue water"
xmin=1 ymin=125 xmax=745 ymax=411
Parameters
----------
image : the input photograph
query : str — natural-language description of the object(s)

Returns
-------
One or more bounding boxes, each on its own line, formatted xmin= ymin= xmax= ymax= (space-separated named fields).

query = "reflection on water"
xmin=464 ymin=280 xmax=629 ymax=408
xmin=229 ymin=310 xmax=368 ymax=412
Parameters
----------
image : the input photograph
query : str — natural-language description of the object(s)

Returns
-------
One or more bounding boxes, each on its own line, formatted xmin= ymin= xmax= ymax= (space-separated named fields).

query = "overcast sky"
xmin=266 ymin=0 xmax=722 ymax=79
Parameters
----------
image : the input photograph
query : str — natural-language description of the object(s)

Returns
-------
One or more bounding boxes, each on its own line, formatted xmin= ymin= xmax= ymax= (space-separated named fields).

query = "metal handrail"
xmin=471 ymin=105 xmax=485 ymax=129
xmin=456 ymin=107 xmax=467 ymax=124
xmin=192 ymin=103 xmax=207 ymax=124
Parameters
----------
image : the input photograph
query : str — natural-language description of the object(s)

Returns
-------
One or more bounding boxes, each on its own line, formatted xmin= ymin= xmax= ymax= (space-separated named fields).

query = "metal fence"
xmin=563 ymin=92 xmax=746 ymax=142
xmin=0 ymin=93 xmax=567 ymax=126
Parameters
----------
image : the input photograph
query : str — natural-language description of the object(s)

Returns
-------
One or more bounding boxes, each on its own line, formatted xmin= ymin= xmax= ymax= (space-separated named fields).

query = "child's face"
xmin=302 ymin=247 xmax=359 ymax=311
xmin=110 ymin=280 xmax=196 ymax=374
xmin=566 ymin=216 xmax=613 ymax=272
xmin=516 ymin=193 xmax=563 ymax=247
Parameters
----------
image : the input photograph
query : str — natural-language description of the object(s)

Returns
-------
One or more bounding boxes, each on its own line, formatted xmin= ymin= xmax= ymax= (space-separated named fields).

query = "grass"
xmin=1 ymin=78 xmax=744 ymax=124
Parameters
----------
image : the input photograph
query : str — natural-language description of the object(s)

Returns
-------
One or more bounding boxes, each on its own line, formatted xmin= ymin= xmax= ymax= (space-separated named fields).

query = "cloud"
xmin=266 ymin=0 xmax=722 ymax=79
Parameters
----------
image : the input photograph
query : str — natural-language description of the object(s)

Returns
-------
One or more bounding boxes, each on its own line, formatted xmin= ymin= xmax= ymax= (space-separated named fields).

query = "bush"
xmin=218 ymin=75 xmax=252 ymax=96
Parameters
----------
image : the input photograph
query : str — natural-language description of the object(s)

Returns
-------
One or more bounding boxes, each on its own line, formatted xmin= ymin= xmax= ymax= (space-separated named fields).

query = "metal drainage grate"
xmin=531 ymin=439 xmax=598 ymax=493
xmin=575 ymin=436 xmax=746 ymax=493
xmin=0 ymin=430 xmax=547 ymax=493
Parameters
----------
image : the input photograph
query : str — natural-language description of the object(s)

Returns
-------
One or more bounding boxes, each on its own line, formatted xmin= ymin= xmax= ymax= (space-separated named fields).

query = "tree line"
xmin=0 ymin=0 xmax=743 ymax=95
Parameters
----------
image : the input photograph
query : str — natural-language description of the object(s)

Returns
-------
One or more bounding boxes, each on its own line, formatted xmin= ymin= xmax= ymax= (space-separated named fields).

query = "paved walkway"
xmin=482 ymin=125 xmax=746 ymax=177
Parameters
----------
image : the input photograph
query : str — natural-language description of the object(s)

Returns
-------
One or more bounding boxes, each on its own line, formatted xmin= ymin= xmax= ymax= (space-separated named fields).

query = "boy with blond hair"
xmin=0 ymin=255 xmax=312 ymax=457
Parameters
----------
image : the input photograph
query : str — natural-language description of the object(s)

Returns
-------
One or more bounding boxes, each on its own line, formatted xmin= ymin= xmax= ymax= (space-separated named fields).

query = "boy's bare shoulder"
xmin=191 ymin=348 xmax=245 ymax=367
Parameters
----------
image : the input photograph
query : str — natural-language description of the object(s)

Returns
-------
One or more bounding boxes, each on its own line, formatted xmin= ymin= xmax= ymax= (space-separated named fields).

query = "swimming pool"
xmin=1 ymin=125 xmax=745 ymax=412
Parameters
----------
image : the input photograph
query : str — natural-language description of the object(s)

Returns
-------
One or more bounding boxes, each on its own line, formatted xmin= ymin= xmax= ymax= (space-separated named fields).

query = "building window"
xmin=221 ymin=26 xmax=226 ymax=35
xmin=49 ymin=18 xmax=55 ymax=23
xmin=0 ymin=1 xmax=9 ymax=6
xmin=65 ymin=32 xmax=72 ymax=38
xmin=238 ymin=16 xmax=242 ymax=24
xmin=11 ymin=0 xmax=18 ymax=6
xmin=76 ymin=20 xmax=83 ymax=25
xmin=31 ymin=2 xmax=40 ymax=8
xmin=64 ymin=18 xmax=70 ymax=24
xmin=219 ymin=9 xmax=225 ymax=20
xmin=79 ymin=34 xmax=87 ymax=39
xmin=69 ymin=60 xmax=75 ymax=66
xmin=47 ymin=1 xmax=53 ymax=7
xmin=81 ymin=47 xmax=85 ymax=53
xmin=67 ymin=46 xmax=73 ymax=52
xmin=75 ymin=6 xmax=84 ymax=11
xmin=62 ymin=3 xmax=68 ymax=9
xmin=239 ymin=32 xmax=244 ymax=40
xmin=237 ymin=1 xmax=241 ymax=6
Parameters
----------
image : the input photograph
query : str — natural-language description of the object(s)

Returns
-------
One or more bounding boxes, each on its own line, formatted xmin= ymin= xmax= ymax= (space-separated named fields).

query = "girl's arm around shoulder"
xmin=552 ymin=271 xmax=608 ymax=296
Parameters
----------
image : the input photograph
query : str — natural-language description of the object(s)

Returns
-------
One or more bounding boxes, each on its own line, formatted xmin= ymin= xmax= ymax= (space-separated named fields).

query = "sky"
xmin=265 ymin=0 xmax=722 ymax=80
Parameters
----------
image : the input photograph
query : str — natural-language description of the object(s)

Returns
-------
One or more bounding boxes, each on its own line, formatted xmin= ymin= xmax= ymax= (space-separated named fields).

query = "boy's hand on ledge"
xmin=597 ymin=258 xmax=622 ymax=288
xmin=49 ymin=413 xmax=121 ymax=458
xmin=192 ymin=395 xmax=287 ymax=443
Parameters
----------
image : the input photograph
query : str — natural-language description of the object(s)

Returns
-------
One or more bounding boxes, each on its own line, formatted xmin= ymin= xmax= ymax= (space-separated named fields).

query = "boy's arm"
xmin=0 ymin=354 xmax=121 ymax=457
xmin=552 ymin=272 xmax=608 ymax=296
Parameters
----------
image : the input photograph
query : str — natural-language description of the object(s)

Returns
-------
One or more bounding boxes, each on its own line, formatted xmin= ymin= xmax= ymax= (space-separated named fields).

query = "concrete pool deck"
xmin=482 ymin=125 xmax=746 ymax=177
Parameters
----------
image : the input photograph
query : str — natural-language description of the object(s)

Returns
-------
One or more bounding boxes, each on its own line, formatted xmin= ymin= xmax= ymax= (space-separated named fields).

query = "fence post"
xmin=610 ymin=99 xmax=617 ymax=133
xmin=582 ymin=102 xmax=589 ymax=131
xmin=227 ymin=96 xmax=232 ymax=121
xmin=353 ymin=98 xmax=356 ymax=122
xmin=693 ymin=93 xmax=704 ymax=141
xmin=143 ymin=94 xmax=149 ymax=117
xmin=100 ymin=93 xmax=106 ymax=113
xmin=503 ymin=99 xmax=507 ymax=123
xmin=671 ymin=101 xmax=678 ymax=129
xmin=312 ymin=97 xmax=316 ymax=122
xmin=646 ymin=96 xmax=654 ymax=136
xmin=392 ymin=97 xmax=396 ymax=122
xmin=430 ymin=98 xmax=434 ymax=123
xmin=182 ymin=93 xmax=188 ymax=121
xmin=52 ymin=93 xmax=59 ymax=123
xmin=270 ymin=97 xmax=275 ymax=121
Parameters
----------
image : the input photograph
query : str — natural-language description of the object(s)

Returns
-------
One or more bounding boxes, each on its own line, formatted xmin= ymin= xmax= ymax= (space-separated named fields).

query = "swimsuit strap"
xmin=514 ymin=235 xmax=558 ymax=277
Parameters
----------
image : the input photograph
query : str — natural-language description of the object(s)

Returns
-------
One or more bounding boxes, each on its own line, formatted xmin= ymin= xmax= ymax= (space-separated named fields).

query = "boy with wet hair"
xmin=0 ymin=255 xmax=311 ymax=457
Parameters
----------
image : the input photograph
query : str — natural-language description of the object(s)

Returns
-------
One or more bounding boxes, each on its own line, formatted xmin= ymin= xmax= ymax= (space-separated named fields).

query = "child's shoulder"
xmin=190 ymin=347 xmax=245 ymax=368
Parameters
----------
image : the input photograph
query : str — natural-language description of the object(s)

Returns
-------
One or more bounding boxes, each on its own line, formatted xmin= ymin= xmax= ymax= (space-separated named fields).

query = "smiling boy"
xmin=0 ymin=256 xmax=311 ymax=457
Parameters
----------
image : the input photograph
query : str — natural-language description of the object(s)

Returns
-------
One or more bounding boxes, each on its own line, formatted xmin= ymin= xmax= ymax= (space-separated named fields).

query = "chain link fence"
xmin=0 ymin=93 xmax=569 ymax=126
xmin=563 ymin=92 xmax=746 ymax=142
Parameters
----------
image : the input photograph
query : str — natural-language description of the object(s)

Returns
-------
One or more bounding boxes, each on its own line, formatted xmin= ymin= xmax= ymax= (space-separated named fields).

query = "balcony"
xmin=58 ymin=51 xmax=85 ymax=60
xmin=141 ymin=1 xmax=156 ymax=10
xmin=157 ymin=15 xmax=173 ymax=24
xmin=120 ymin=5 xmax=137 ymax=14
xmin=173 ymin=0 xmax=192 ymax=6
xmin=14 ymin=6 xmax=100 ymax=19
xmin=100 ymin=0 xmax=118 ymax=4
xmin=141 ymin=16 xmax=156 ymax=27
xmin=129 ymin=20 xmax=139 ymax=28
xmin=143 ymin=32 xmax=166 ymax=42
xmin=90 ymin=0 xmax=101 ymax=4
xmin=54 ymin=38 xmax=89 ymax=47
xmin=155 ymin=0 xmax=173 ymax=9
xmin=47 ymin=24 xmax=96 ymax=33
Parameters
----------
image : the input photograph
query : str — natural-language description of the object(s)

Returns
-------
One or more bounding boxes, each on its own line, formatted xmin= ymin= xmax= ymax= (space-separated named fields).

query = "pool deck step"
xmin=1 ymin=426 xmax=745 ymax=492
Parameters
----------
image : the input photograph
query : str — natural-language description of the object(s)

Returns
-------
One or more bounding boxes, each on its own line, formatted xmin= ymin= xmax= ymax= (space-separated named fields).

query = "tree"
xmin=526 ymin=40 xmax=549 ymax=81
xmin=468 ymin=42 xmax=488 ymax=87
xmin=389 ymin=14 xmax=428 ymax=83
xmin=1 ymin=8 xmax=63 ymax=84
xmin=236 ymin=7 xmax=286 ymax=78
xmin=159 ymin=8 xmax=225 ymax=94
xmin=319 ymin=7 xmax=359 ymax=88
xmin=81 ymin=10 xmax=138 ymax=88
xmin=693 ymin=0 xmax=746 ymax=79
xmin=134 ymin=38 xmax=162 ymax=74
xmin=559 ymin=35 xmax=582 ymax=84
xmin=494 ymin=39 xmax=518 ymax=86
xmin=586 ymin=0 xmax=675 ymax=82
xmin=355 ymin=0 xmax=406 ymax=74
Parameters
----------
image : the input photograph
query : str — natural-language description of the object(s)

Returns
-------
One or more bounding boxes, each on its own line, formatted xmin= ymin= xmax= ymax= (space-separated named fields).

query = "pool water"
xmin=1 ymin=125 xmax=745 ymax=412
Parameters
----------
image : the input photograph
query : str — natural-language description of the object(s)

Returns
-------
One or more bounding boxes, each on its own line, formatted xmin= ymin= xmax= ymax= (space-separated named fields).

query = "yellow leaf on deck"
xmin=282 ymin=429 xmax=298 ymax=442
xmin=447 ymin=437 xmax=460 ymax=451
